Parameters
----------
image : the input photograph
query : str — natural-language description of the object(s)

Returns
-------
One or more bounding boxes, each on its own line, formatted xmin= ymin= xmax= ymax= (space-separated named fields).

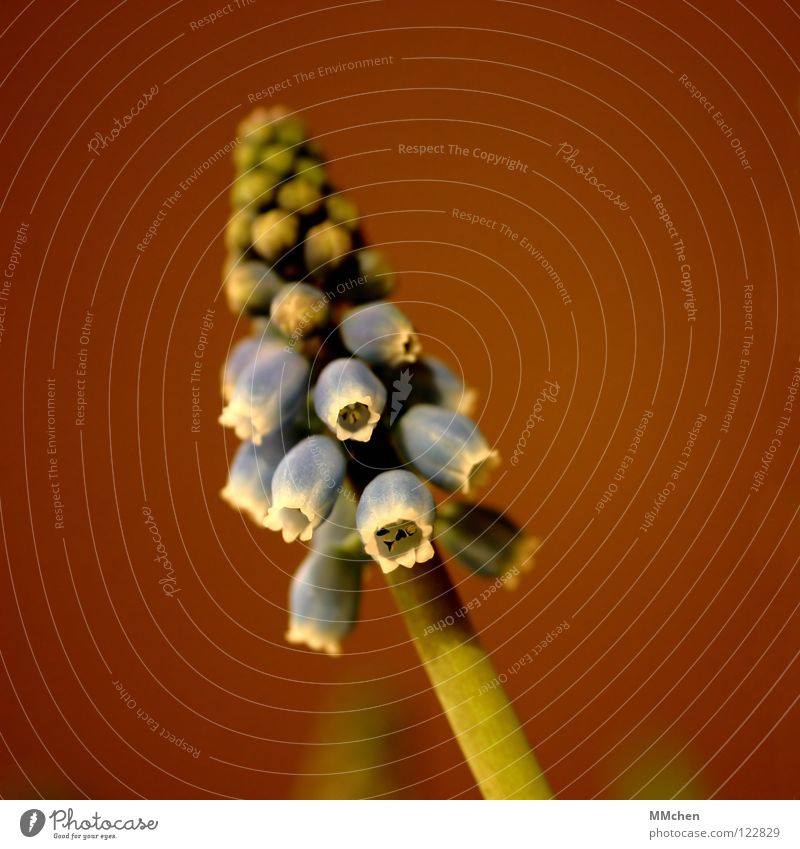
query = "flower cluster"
xmin=219 ymin=106 xmax=537 ymax=654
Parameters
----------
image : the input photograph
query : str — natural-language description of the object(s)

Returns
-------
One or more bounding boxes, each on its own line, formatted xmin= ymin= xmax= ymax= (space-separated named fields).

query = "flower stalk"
xmin=385 ymin=549 xmax=553 ymax=800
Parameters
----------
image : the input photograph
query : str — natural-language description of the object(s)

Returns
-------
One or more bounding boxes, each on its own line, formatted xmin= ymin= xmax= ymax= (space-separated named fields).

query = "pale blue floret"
xmin=264 ymin=435 xmax=346 ymax=542
xmin=220 ymin=433 xmax=294 ymax=523
xmin=313 ymin=358 xmax=387 ymax=442
xmin=221 ymin=328 xmax=286 ymax=402
xmin=421 ymin=356 xmax=478 ymax=416
xmin=394 ymin=404 xmax=499 ymax=495
xmin=356 ymin=469 xmax=435 ymax=573
xmin=339 ymin=301 xmax=421 ymax=367
xmin=286 ymin=550 xmax=363 ymax=654
xmin=218 ymin=347 xmax=309 ymax=444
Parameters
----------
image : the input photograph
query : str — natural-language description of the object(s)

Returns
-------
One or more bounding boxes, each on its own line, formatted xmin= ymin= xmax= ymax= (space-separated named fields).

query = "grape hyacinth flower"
xmin=285 ymin=550 xmax=363 ymax=655
xmin=339 ymin=301 xmax=421 ymax=366
xmin=395 ymin=404 xmax=499 ymax=495
xmin=219 ymin=347 xmax=309 ymax=443
xmin=220 ymin=433 xmax=293 ymax=524
xmin=356 ymin=470 xmax=435 ymax=573
xmin=217 ymin=106 xmax=552 ymax=799
xmin=435 ymin=501 xmax=538 ymax=589
xmin=285 ymin=492 xmax=366 ymax=654
xmin=264 ymin=435 xmax=346 ymax=542
xmin=313 ymin=358 xmax=387 ymax=443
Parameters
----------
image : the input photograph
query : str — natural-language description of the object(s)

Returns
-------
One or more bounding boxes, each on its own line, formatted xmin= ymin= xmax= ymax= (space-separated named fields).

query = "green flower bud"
xmin=251 ymin=209 xmax=300 ymax=262
xmin=295 ymin=156 xmax=326 ymax=188
xmin=350 ymin=248 xmax=395 ymax=302
xmin=236 ymin=108 xmax=275 ymax=145
xmin=260 ymin=144 xmax=295 ymax=177
xmin=270 ymin=282 xmax=330 ymax=338
xmin=232 ymin=142 xmax=262 ymax=173
xmin=272 ymin=112 xmax=307 ymax=146
xmin=231 ymin=169 xmax=278 ymax=209
xmin=304 ymin=221 xmax=352 ymax=274
xmin=277 ymin=177 xmax=323 ymax=215
xmin=224 ymin=260 xmax=284 ymax=315
xmin=224 ymin=209 xmax=255 ymax=254
xmin=435 ymin=502 xmax=538 ymax=589
xmin=326 ymin=195 xmax=360 ymax=230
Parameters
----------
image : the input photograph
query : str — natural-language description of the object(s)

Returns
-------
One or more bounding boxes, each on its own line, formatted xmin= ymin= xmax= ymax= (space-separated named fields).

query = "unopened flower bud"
xmin=224 ymin=260 xmax=284 ymax=315
xmin=277 ymin=177 xmax=323 ymax=215
xmin=356 ymin=470 xmax=435 ymax=573
xmin=304 ymin=221 xmax=352 ymax=274
xmin=264 ymin=435 xmax=346 ymax=542
xmin=270 ymin=283 xmax=330 ymax=338
xmin=435 ymin=501 xmax=537 ymax=588
xmin=225 ymin=210 xmax=256 ymax=254
xmin=295 ymin=156 xmax=326 ymax=188
xmin=260 ymin=144 xmax=295 ymax=177
xmin=231 ymin=169 xmax=278 ymax=209
xmin=340 ymin=301 xmax=420 ymax=366
xmin=395 ymin=404 xmax=498 ymax=495
xmin=326 ymin=195 xmax=359 ymax=230
xmin=349 ymin=249 xmax=396 ymax=302
xmin=313 ymin=358 xmax=386 ymax=443
xmin=251 ymin=209 xmax=300 ymax=263
xmin=413 ymin=356 xmax=477 ymax=416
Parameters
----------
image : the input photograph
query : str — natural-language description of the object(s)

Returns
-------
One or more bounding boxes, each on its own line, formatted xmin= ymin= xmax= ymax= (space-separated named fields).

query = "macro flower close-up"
xmin=2 ymin=0 xmax=798 ymax=833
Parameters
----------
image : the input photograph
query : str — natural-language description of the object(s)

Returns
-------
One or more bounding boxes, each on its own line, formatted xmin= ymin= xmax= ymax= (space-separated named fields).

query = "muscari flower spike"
xmin=218 ymin=105 xmax=527 ymax=653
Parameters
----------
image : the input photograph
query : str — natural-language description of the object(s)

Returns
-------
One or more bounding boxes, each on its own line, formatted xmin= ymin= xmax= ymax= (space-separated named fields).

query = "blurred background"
xmin=0 ymin=0 xmax=798 ymax=799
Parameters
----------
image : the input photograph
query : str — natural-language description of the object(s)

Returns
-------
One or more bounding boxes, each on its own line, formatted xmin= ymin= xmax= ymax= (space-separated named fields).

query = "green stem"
xmin=385 ymin=548 xmax=553 ymax=800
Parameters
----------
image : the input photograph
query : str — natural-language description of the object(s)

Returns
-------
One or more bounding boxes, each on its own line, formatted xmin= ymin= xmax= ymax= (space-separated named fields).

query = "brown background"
xmin=0 ymin=0 xmax=798 ymax=799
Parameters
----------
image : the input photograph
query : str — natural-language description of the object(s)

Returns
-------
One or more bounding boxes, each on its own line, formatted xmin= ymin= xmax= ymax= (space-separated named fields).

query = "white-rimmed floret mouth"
xmin=335 ymin=398 xmax=380 ymax=441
